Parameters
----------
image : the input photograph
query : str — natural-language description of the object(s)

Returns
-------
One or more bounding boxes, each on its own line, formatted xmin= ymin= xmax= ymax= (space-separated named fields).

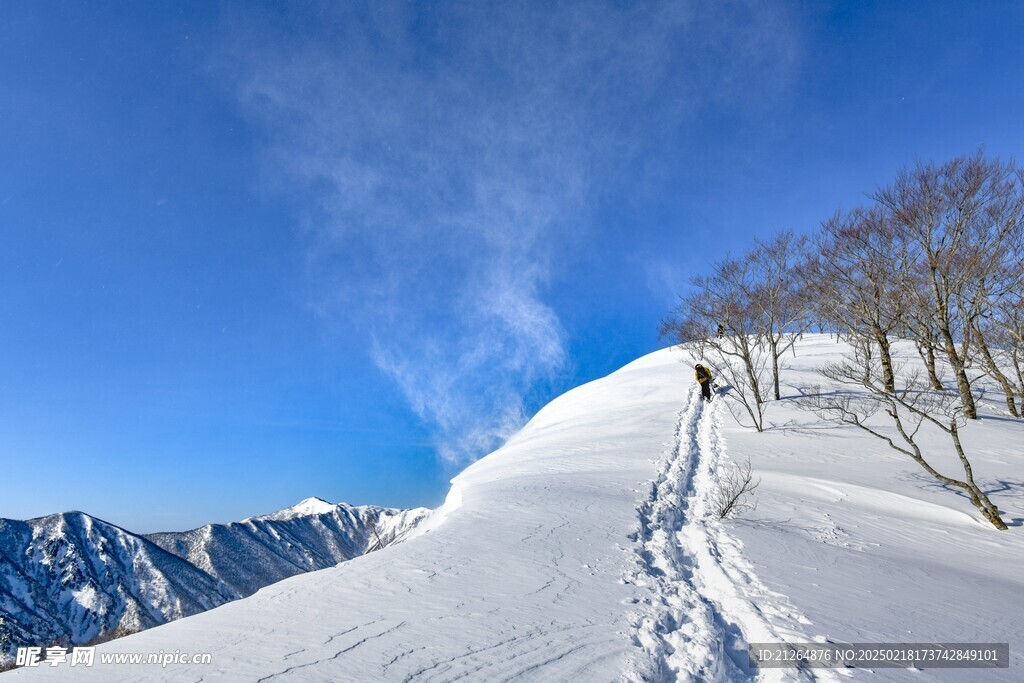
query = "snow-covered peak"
xmin=289 ymin=497 xmax=338 ymax=517
xmin=255 ymin=497 xmax=339 ymax=522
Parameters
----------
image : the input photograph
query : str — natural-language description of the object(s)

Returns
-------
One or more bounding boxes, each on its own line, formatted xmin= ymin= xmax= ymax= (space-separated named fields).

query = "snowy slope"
xmin=8 ymin=337 xmax=1023 ymax=681
xmin=721 ymin=337 xmax=1024 ymax=681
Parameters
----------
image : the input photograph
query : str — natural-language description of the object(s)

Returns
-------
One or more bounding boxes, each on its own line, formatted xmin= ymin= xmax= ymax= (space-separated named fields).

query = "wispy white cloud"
xmin=222 ymin=1 xmax=800 ymax=464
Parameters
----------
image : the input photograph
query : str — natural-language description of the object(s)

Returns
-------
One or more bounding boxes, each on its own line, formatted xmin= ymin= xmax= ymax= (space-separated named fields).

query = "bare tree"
xmin=702 ymin=342 xmax=773 ymax=432
xmin=987 ymin=293 xmax=1024 ymax=410
xmin=970 ymin=203 xmax=1024 ymax=416
xmin=973 ymin=316 xmax=1021 ymax=417
xmin=810 ymin=206 xmax=910 ymax=394
xmin=904 ymin=298 xmax=945 ymax=391
xmin=799 ymin=353 xmax=1008 ymax=530
xmin=661 ymin=256 xmax=771 ymax=431
xmin=875 ymin=153 xmax=1024 ymax=419
xmin=712 ymin=458 xmax=760 ymax=519
xmin=747 ymin=231 xmax=812 ymax=400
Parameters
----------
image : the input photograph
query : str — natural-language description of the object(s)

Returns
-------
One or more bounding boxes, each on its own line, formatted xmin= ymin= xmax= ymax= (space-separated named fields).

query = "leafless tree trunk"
xmin=913 ymin=334 xmax=944 ymax=390
xmin=1013 ymin=352 xmax=1024 ymax=410
xmin=769 ymin=337 xmax=781 ymax=400
xmin=972 ymin=322 xmax=1020 ymax=416
xmin=992 ymin=296 xmax=1024 ymax=409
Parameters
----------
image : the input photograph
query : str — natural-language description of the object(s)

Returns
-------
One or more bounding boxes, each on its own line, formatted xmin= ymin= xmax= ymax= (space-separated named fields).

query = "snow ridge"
xmin=628 ymin=388 xmax=835 ymax=682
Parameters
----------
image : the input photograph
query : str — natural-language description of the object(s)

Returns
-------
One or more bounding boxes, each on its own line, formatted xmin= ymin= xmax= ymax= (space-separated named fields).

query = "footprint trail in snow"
xmin=628 ymin=388 xmax=841 ymax=683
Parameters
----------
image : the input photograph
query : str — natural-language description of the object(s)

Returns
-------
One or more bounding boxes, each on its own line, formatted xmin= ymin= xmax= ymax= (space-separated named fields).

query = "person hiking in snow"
xmin=695 ymin=363 xmax=713 ymax=403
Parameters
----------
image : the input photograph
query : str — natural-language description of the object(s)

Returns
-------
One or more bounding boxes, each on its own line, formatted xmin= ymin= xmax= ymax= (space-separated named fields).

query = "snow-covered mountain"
xmin=0 ymin=512 xmax=233 ymax=665
xmin=0 ymin=500 xmax=427 ymax=667
xmin=146 ymin=498 xmax=429 ymax=598
xmin=7 ymin=338 xmax=1023 ymax=681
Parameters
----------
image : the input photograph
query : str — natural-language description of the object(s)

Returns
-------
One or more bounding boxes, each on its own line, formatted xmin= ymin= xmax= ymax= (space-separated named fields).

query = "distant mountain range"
xmin=0 ymin=498 xmax=428 ymax=665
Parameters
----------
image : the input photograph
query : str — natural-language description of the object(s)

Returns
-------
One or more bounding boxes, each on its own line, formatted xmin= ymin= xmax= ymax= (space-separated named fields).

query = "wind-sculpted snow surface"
xmin=9 ymin=338 xmax=1024 ymax=681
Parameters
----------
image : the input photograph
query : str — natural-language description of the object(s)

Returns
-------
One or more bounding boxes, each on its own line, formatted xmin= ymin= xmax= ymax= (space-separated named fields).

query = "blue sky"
xmin=2 ymin=1 xmax=1022 ymax=532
